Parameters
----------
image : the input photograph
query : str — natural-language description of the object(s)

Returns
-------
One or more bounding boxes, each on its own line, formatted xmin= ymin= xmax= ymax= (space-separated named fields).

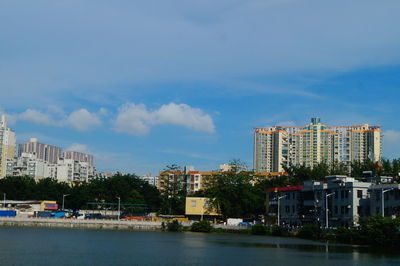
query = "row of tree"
xmin=0 ymin=174 xmax=161 ymax=211
xmin=1 ymin=158 xmax=399 ymax=219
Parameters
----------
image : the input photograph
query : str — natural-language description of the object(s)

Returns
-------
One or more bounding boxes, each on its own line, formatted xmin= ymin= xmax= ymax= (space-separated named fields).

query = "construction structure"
xmin=254 ymin=117 xmax=381 ymax=172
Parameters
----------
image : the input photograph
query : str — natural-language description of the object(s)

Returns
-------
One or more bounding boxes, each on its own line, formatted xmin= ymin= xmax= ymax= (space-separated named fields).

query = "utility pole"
xmin=277 ymin=195 xmax=287 ymax=226
xmin=325 ymin=192 xmax=334 ymax=229
xmin=382 ymin=188 xmax=394 ymax=217
xmin=62 ymin=194 xmax=70 ymax=210
xmin=3 ymin=193 xmax=6 ymax=209
xmin=117 ymin=196 xmax=121 ymax=221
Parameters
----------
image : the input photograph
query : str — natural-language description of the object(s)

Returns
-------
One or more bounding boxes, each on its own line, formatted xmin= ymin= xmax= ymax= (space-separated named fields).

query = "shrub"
xmin=334 ymin=227 xmax=359 ymax=244
xmin=251 ymin=224 xmax=267 ymax=235
xmin=271 ymin=225 xmax=289 ymax=237
xmin=166 ymin=220 xmax=183 ymax=232
xmin=191 ymin=220 xmax=213 ymax=232
xmin=358 ymin=215 xmax=400 ymax=246
xmin=298 ymin=223 xmax=324 ymax=240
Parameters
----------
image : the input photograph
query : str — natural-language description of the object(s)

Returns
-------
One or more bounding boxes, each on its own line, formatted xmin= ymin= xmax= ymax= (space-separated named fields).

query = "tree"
xmin=159 ymin=164 xmax=187 ymax=215
xmin=204 ymin=171 xmax=264 ymax=219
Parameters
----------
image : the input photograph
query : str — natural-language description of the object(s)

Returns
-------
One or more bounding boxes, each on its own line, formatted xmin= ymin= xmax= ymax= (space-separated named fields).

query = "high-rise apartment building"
xmin=254 ymin=118 xmax=381 ymax=172
xmin=18 ymin=138 xmax=61 ymax=164
xmin=0 ymin=115 xmax=16 ymax=178
xmin=63 ymin=151 xmax=94 ymax=167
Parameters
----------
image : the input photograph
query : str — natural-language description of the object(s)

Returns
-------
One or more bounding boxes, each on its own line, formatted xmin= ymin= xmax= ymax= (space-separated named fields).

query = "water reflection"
xmin=0 ymin=227 xmax=399 ymax=266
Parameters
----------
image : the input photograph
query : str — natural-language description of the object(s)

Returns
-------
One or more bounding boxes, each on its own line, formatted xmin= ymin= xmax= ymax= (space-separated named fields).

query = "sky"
xmin=1 ymin=0 xmax=400 ymax=175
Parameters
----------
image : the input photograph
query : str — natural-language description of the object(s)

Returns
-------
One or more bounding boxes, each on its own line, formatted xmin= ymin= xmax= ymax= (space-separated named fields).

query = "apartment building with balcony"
xmin=254 ymin=118 xmax=381 ymax=172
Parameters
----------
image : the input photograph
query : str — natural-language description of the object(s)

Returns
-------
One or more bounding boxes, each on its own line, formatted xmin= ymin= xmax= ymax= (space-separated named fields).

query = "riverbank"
xmin=0 ymin=217 xmax=166 ymax=231
xmin=0 ymin=217 xmax=247 ymax=232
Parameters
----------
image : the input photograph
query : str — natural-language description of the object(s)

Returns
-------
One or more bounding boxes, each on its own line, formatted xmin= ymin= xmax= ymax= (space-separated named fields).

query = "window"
xmin=334 ymin=206 xmax=338 ymax=214
xmin=345 ymin=191 xmax=349 ymax=199
xmin=334 ymin=191 xmax=338 ymax=199
xmin=285 ymin=206 xmax=290 ymax=213
xmin=191 ymin=200 xmax=196 ymax=207
xmin=341 ymin=191 xmax=345 ymax=199
xmin=341 ymin=206 xmax=345 ymax=214
xmin=357 ymin=190 xmax=363 ymax=198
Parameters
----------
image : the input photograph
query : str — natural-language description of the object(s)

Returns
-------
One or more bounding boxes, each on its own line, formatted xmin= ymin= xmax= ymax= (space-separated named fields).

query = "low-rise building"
xmin=139 ymin=174 xmax=158 ymax=187
xmin=185 ymin=197 xmax=220 ymax=221
xmin=266 ymin=175 xmax=371 ymax=227
xmin=369 ymin=184 xmax=400 ymax=218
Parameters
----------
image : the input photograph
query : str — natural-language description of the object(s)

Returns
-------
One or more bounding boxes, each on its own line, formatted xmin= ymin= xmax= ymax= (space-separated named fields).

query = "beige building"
xmin=185 ymin=197 xmax=220 ymax=220
xmin=0 ymin=115 xmax=16 ymax=178
xmin=254 ymin=118 xmax=381 ymax=172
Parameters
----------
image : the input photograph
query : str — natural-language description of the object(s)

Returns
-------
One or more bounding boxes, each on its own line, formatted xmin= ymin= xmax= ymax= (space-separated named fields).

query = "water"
xmin=0 ymin=227 xmax=399 ymax=265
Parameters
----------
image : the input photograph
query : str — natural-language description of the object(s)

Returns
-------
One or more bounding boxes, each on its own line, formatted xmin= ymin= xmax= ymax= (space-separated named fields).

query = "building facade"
xmin=18 ymin=138 xmax=61 ymax=164
xmin=56 ymin=158 xmax=94 ymax=184
xmin=267 ymin=175 xmax=372 ymax=227
xmin=7 ymin=152 xmax=57 ymax=180
xmin=63 ymin=151 xmax=94 ymax=167
xmin=254 ymin=118 xmax=381 ymax=172
xmin=369 ymin=184 xmax=400 ymax=218
xmin=0 ymin=115 xmax=16 ymax=178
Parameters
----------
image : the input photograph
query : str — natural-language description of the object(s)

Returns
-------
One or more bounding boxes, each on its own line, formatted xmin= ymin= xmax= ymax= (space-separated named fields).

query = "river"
xmin=0 ymin=227 xmax=399 ymax=265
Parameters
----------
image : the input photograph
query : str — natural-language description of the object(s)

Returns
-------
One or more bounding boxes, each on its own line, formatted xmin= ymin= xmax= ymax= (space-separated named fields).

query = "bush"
xmin=166 ymin=220 xmax=183 ymax=232
xmin=271 ymin=225 xmax=289 ymax=237
xmin=251 ymin=224 xmax=267 ymax=235
xmin=298 ymin=223 xmax=324 ymax=240
xmin=334 ymin=227 xmax=359 ymax=244
xmin=358 ymin=215 xmax=400 ymax=246
xmin=191 ymin=220 xmax=213 ymax=232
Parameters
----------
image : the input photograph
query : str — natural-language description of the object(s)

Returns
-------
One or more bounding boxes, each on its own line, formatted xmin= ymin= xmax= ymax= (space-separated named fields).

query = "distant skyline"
xmin=1 ymin=1 xmax=400 ymax=175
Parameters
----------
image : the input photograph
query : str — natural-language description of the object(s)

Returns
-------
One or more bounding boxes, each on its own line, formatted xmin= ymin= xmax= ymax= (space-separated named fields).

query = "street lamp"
xmin=277 ymin=195 xmax=287 ymax=226
xmin=325 ymin=192 xmax=335 ymax=229
xmin=62 ymin=194 xmax=70 ymax=210
xmin=116 ymin=196 xmax=121 ymax=221
xmin=382 ymin=188 xmax=394 ymax=217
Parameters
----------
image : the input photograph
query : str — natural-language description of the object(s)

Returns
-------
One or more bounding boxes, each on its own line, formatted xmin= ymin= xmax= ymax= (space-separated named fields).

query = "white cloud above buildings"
xmin=8 ymin=108 xmax=103 ymax=131
xmin=114 ymin=102 xmax=215 ymax=135
xmin=16 ymin=109 xmax=57 ymax=126
xmin=65 ymin=109 xmax=102 ymax=131
xmin=5 ymin=102 xmax=215 ymax=135
xmin=65 ymin=143 xmax=90 ymax=153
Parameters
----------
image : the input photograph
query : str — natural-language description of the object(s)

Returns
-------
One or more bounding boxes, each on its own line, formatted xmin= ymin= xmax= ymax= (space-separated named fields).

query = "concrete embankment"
xmin=0 ymin=217 xmax=247 ymax=232
xmin=0 ymin=217 xmax=169 ymax=231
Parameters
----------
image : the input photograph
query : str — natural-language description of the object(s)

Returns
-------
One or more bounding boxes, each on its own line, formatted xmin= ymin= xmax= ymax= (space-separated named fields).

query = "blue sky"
xmin=1 ymin=0 xmax=400 ymax=175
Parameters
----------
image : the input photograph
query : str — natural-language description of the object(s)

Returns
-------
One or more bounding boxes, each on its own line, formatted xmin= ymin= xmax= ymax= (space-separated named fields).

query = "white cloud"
xmin=16 ymin=109 xmax=57 ymax=126
xmin=66 ymin=143 xmax=90 ymax=153
xmin=7 ymin=107 xmax=102 ymax=131
xmin=65 ymin=109 xmax=102 ymax=131
xmin=114 ymin=102 xmax=215 ymax=135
